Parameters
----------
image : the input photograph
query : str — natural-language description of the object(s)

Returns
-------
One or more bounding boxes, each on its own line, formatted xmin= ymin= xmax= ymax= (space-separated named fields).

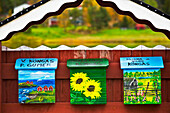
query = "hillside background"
xmin=0 ymin=0 xmax=169 ymax=48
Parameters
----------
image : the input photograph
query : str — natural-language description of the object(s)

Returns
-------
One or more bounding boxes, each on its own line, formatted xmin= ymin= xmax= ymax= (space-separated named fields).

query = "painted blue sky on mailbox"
xmin=123 ymin=69 xmax=160 ymax=73
xmin=18 ymin=70 xmax=55 ymax=80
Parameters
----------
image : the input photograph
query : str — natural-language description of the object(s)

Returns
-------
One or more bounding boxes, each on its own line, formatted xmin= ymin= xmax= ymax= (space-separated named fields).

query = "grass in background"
xmin=2 ymin=27 xmax=170 ymax=48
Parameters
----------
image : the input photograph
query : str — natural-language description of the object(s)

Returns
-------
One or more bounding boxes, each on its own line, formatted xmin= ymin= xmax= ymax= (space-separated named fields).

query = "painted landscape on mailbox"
xmin=70 ymin=70 xmax=107 ymax=104
xmin=123 ymin=69 xmax=161 ymax=104
xmin=18 ymin=70 xmax=55 ymax=104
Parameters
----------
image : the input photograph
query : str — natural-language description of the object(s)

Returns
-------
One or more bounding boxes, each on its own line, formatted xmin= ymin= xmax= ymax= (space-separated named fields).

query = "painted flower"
xmin=83 ymin=80 xmax=102 ymax=99
xmin=70 ymin=72 xmax=90 ymax=92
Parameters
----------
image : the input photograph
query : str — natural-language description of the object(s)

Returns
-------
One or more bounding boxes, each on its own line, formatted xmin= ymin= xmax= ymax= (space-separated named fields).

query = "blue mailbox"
xmin=120 ymin=57 xmax=164 ymax=104
xmin=15 ymin=58 xmax=58 ymax=104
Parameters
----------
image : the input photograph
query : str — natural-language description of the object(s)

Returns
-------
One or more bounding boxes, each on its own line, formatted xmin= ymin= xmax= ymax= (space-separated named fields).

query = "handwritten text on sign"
xmin=120 ymin=57 xmax=164 ymax=69
xmin=15 ymin=58 xmax=58 ymax=69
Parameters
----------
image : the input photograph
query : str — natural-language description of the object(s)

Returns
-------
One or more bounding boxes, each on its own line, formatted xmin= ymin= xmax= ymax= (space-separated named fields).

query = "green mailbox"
xmin=67 ymin=58 xmax=109 ymax=105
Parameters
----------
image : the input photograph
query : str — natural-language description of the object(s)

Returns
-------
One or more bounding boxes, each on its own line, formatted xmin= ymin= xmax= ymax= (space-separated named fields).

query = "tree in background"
xmin=88 ymin=7 xmax=110 ymax=30
xmin=162 ymin=0 xmax=170 ymax=15
xmin=29 ymin=0 xmax=41 ymax=4
xmin=82 ymin=0 xmax=100 ymax=27
xmin=143 ymin=0 xmax=158 ymax=8
xmin=1 ymin=0 xmax=28 ymax=15
xmin=57 ymin=9 xmax=70 ymax=31
xmin=69 ymin=8 xmax=83 ymax=28
xmin=0 ymin=0 xmax=2 ymax=13
xmin=120 ymin=16 xmax=129 ymax=28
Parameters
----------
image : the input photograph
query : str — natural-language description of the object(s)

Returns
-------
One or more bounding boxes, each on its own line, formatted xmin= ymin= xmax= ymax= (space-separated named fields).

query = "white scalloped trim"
xmin=0 ymin=0 xmax=77 ymax=41
xmin=0 ymin=0 xmax=170 ymax=41
xmin=2 ymin=45 xmax=170 ymax=51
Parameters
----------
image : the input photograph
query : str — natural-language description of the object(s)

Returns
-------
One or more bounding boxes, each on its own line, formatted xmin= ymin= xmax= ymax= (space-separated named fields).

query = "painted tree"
xmin=124 ymin=72 xmax=129 ymax=77
xmin=129 ymin=72 xmax=133 ymax=77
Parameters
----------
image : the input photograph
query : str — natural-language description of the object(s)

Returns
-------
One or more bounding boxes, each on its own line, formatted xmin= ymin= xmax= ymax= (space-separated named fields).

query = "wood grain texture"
xmin=2 ymin=62 xmax=170 ymax=80
xmin=2 ymin=102 xmax=170 ymax=113
xmin=161 ymin=80 xmax=168 ymax=102
xmin=141 ymin=50 xmax=153 ymax=57
xmin=132 ymin=50 xmax=142 ymax=57
xmin=1 ymin=50 xmax=170 ymax=113
xmin=120 ymin=50 xmax=132 ymax=57
xmin=1 ymin=51 xmax=7 ymax=63
xmin=59 ymin=50 xmax=75 ymax=63
xmin=165 ymin=50 xmax=170 ymax=62
xmin=99 ymin=50 xmax=113 ymax=62
xmin=86 ymin=50 xmax=99 ymax=59
xmin=167 ymin=80 xmax=170 ymax=102
xmin=153 ymin=50 xmax=166 ymax=61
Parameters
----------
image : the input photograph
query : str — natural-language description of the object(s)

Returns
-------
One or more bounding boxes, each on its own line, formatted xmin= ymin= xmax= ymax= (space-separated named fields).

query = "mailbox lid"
xmin=15 ymin=58 xmax=58 ymax=70
xmin=67 ymin=58 xmax=109 ymax=68
xmin=120 ymin=57 xmax=164 ymax=69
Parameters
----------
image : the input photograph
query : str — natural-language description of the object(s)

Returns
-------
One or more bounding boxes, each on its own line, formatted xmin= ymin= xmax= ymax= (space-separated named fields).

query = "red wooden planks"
xmin=141 ymin=50 xmax=153 ymax=57
xmin=165 ymin=50 xmax=170 ymax=62
xmin=6 ymin=51 xmax=20 ymax=63
xmin=1 ymin=50 xmax=170 ymax=111
xmin=113 ymin=80 xmax=122 ymax=102
xmin=153 ymin=50 xmax=166 ymax=61
xmin=2 ymin=63 xmax=170 ymax=79
xmin=161 ymin=62 xmax=170 ymax=79
xmin=2 ymin=102 xmax=170 ymax=113
xmin=112 ymin=50 xmax=121 ymax=62
xmin=106 ymin=80 xmax=113 ymax=102
xmin=86 ymin=50 xmax=99 ymax=58
xmin=106 ymin=63 xmax=123 ymax=79
xmin=74 ymin=50 xmax=86 ymax=59
xmin=99 ymin=50 xmax=113 ymax=62
xmin=59 ymin=50 xmax=74 ymax=63
xmin=121 ymin=50 xmax=132 ymax=57
xmin=132 ymin=50 xmax=142 ymax=57
xmin=162 ymin=80 xmax=168 ymax=102
xmin=5 ymin=80 xmax=18 ymax=103
xmin=167 ymin=80 xmax=170 ymax=102
xmin=56 ymin=80 xmax=70 ymax=102
xmin=1 ymin=51 xmax=7 ymax=63
xmin=56 ymin=63 xmax=70 ymax=79
xmin=2 ymin=81 xmax=7 ymax=103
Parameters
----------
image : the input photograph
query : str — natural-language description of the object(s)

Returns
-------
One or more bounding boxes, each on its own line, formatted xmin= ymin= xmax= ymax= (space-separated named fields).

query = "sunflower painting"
xmin=67 ymin=59 xmax=108 ymax=104
xmin=83 ymin=80 xmax=102 ymax=99
xmin=70 ymin=72 xmax=90 ymax=92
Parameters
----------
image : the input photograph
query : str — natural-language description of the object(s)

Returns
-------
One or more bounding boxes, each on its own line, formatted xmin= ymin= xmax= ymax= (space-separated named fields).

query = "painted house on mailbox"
xmin=120 ymin=57 xmax=164 ymax=104
xmin=15 ymin=58 xmax=58 ymax=104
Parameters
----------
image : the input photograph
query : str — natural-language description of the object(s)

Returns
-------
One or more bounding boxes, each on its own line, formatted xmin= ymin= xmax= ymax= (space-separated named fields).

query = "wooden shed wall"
xmin=1 ymin=50 xmax=170 ymax=113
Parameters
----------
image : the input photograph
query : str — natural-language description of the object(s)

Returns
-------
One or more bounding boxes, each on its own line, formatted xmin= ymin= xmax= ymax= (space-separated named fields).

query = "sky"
xmin=18 ymin=70 xmax=55 ymax=80
xmin=123 ymin=69 xmax=160 ymax=73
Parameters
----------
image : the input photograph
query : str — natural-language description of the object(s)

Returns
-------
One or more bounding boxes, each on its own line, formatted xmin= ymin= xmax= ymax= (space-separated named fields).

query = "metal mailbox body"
xmin=15 ymin=58 xmax=58 ymax=104
xmin=120 ymin=57 xmax=164 ymax=104
xmin=67 ymin=58 xmax=109 ymax=105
